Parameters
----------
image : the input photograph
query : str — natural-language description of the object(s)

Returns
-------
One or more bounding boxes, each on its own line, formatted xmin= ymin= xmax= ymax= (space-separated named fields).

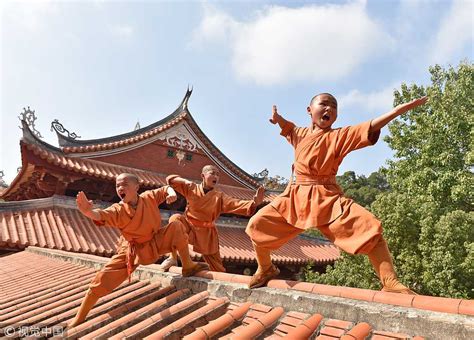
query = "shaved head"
xmin=202 ymin=165 xmax=218 ymax=174
xmin=116 ymin=173 xmax=139 ymax=184
xmin=310 ymin=93 xmax=338 ymax=107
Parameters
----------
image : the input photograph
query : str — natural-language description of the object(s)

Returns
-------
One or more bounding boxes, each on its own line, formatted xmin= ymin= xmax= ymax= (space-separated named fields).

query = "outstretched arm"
xmin=167 ymin=175 xmax=188 ymax=186
xmin=76 ymin=191 xmax=101 ymax=221
xmin=371 ymin=96 xmax=428 ymax=131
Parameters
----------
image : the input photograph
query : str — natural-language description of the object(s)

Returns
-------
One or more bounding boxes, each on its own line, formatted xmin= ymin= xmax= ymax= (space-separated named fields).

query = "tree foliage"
xmin=305 ymin=62 xmax=473 ymax=298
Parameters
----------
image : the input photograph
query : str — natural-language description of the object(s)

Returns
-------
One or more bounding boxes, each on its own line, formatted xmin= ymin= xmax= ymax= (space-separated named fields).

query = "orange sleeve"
xmin=335 ymin=120 xmax=380 ymax=159
xmin=142 ymin=187 xmax=168 ymax=205
xmin=93 ymin=203 xmax=125 ymax=228
xmin=221 ymin=193 xmax=255 ymax=216
xmin=166 ymin=174 xmax=193 ymax=197
xmin=279 ymin=120 xmax=298 ymax=147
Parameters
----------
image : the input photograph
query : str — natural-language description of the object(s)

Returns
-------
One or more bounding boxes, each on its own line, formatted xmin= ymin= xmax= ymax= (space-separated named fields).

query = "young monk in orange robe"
xmin=68 ymin=173 xmax=209 ymax=327
xmin=246 ymin=93 xmax=428 ymax=293
xmin=159 ymin=165 xmax=265 ymax=272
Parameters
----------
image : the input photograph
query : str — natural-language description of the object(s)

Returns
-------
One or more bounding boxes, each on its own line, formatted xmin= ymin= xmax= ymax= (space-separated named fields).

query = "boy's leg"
xmin=246 ymin=204 xmax=302 ymax=288
xmin=159 ymin=214 xmax=188 ymax=271
xmin=367 ymin=237 xmax=416 ymax=294
xmin=202 ymin=252 xmax=226 ymax=272
xmin=324 ymin=198 xmax=415 ymax=294
xmin=161 ymin=216 xmax=209 ymax=276
xmin=68 ymin=239 xmax=137 ymax=327
xmin=158 ymin=250 xmax=178 ymax=271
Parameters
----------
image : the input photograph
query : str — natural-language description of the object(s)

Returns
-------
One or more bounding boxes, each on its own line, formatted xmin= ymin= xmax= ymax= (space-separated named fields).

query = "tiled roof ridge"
xmin=56 ymin=89 xmax=192 ymax=148
xmin=0 ymin=139 xmax=276 ymax=202
xmin=49 ymin=90 xmax=260 ymax=189
xmin=0 ymin=194 xmax=252 ymax=227
xmin=181 ymin=110 xmax=261 ymax=188
xmin=26 ymin=247 xmax=474 ymax=318
xmin=22 ymin=140 xmax=169 ymax=186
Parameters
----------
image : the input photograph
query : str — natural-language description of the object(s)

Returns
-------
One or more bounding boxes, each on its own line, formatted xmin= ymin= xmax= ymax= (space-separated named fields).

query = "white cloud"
xmin=338 ymin=83 xmax=398 ymax=114
xmin=109 ymin=24 xmax=134 ymax=39
xmin=430 ymin=0 xmax=473 ymax=63
xmin=2 ymin=0 xmax=59 ymax=31
xmin=192 ymin=1 xmax=393 ymax=85
xmin=192 ymin=4 xmax=239 ymax=45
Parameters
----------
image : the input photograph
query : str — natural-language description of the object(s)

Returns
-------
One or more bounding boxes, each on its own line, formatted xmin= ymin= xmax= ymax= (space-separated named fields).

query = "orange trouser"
xmin=202 ymin=252 xmax=226 ymax=272
xmin=89 ymin=219 xmax=188 ymax=297
xmin=246 ymin=203 xmax=381 ymax=255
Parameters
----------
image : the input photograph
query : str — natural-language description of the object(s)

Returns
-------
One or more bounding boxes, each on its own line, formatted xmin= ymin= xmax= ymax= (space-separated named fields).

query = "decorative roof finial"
xmin=134 ymin=121 xmax=141 ymax=131
xmin=18 ymin=106 xmax=43 ymax=138
xmin=0 ymin=171 xmax=7 ymax=188
xmin=253 ymin=168 xmax=269 ymax=180
xmin=51 ymin=119 xmax=81 ymax=139
xmin=181 ymin=85 xmax=193 ymax=110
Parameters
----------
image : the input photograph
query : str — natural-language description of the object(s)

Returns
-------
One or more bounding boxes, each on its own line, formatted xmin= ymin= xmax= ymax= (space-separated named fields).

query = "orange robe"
xmin=166 ymin=175 xmax=256 ymax=271
xmin=89 ymin=187 xmax=188 ymax=297
xmin=246 ymin=120 xmax=383 ymax=255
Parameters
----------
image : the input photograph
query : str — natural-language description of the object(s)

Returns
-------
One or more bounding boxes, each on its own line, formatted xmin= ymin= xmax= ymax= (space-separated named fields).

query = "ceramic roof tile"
xmin=0 ymin=250 xmax=467 ymax=339
xmin=0 ymin=197 xmax=338 ymax=266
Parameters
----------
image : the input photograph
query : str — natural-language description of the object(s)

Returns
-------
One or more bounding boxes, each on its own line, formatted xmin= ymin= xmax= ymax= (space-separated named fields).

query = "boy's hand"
xmin=269 ymin=105 xmax=280 ymax=124
xmin=394 ymin=96 xmax=428 ymax=115
xmin=76 ymin=191 xmax=93 ymax=214
xmin=166 ymin=187 xmax=178 ymax=204
xmin=253 ymin=186 xmax=265 ymax=206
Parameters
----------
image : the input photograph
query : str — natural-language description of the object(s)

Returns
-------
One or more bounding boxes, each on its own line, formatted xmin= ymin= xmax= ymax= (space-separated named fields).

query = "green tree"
xmin=305 ymin=62 xmax=473 ymax=297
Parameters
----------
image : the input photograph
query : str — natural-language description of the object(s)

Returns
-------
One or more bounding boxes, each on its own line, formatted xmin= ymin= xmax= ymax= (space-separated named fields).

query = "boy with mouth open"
xmin=68 ymin=173 xmax=208 ymax=327
xmin=160 ymin=165 xmax=265 ymax=272
xmin=246 ymin=93 xmax=427 ymax=293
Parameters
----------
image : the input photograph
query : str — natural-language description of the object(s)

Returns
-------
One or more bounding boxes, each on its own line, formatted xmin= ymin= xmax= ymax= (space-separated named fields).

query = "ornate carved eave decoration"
xmin=19 ymin=106 xmax=43 ymax=139
xmin=51 ymin=119 xmax=81 ymax=140
xmin=0 ymin=170 xmax=7 ymax=188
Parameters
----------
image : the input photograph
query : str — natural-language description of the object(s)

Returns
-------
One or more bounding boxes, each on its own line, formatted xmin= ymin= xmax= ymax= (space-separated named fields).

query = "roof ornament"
xmin=51 ymin=119 xmax=81 ymax=140
xmin=181 ymin=85 xmax=193 ymax=110
xmin=253 ymin=168 xmax=269 ymax=180
xmin=134 ymin=121 xmax=141 ymax=131
xmin=18 ymin=106 xmax=43 ymax=138
xmin=0 ymin=171 xmax=7 ymax=188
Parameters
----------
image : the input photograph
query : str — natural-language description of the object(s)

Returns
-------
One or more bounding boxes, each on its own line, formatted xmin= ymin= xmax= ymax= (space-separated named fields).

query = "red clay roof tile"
xmin=0 ymin=250 xmax=467 ymax=340
xmin=341 ymin=322 xmax=372 ymax=340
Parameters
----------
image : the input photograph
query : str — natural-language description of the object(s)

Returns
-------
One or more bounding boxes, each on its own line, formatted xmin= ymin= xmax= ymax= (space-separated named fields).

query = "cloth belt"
xmin=293 ymin=174 xmax=337 ymax=185
xmin=125 ymin=233 xmax=154 ymax=283
xmin=186 ymin=215 xmax=216 ymax=228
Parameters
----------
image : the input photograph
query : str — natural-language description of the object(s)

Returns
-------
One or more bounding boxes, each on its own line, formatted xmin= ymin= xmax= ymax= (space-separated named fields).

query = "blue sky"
xmin=1 ymin=0 xmax=473 ymax=184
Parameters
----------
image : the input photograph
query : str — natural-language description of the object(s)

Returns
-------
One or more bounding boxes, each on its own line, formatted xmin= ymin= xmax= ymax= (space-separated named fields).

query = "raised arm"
xmin=76 ymin=191 xmax=101 ymax=221
xmin=371 ymin=96 xmax=428 ymax=131
xmin=166 ymin=174 xmax=193 ymax=197
xmin=253 ymin=186 xmax=265 ymax=207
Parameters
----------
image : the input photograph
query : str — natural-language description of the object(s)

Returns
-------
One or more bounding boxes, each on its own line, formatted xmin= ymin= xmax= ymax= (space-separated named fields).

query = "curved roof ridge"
xmin=56 ymin=88 xmax=192 ymax=148
xmin=183 ymin=112 xmax=260 ymax=188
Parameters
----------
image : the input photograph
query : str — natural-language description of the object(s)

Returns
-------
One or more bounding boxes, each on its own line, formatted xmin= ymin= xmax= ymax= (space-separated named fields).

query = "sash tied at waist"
xmin=125 ymin=233 xmax=155 ymax=283
xmin=293 ymin=174 xmax=337 ymax=185
xmin=186 ymin=215 xmax=216 ymax=228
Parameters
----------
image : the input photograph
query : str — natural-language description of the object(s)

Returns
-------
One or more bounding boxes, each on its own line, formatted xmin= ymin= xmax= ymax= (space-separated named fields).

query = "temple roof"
xmin=51 ymin=89 xmax=261 ymax=189
xmin=0 ymin=196 xmax=338 ymax=265
xmin=1 ymin=137 xmax=278 ymax=202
